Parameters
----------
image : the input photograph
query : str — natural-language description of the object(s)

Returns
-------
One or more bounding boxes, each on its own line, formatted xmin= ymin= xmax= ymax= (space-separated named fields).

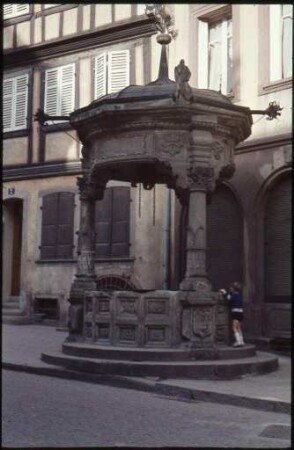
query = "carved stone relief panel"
xmin=96 ymin=324 xmax=110 ymax=341
xmin=155 ymin=131 xmax=189 ymax=159
xmin=145 ymin=326 xmax=167 ymax=345
xmin=118 ymin=325 xmax=137 ymax=344
xmin=93 ymin=132 xmax=153 ymax=164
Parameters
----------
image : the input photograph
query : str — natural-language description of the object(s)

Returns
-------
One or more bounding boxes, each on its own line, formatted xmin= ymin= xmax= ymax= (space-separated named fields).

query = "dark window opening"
xmin=34 ymin=297 xmax=59 ymax=320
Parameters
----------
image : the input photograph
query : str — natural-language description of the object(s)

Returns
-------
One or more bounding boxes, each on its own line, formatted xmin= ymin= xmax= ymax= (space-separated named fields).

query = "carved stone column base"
xmin=177 ymin=291 xmax=218 ymax=352
xmin=179 ymin=277 xmax=212 ymax=292
xmin=67 ymin=276 xmax=97 ymax=340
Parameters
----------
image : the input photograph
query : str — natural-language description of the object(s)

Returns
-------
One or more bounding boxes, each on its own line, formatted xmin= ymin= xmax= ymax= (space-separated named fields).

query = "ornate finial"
xmin=145 ymin=4 xmax=177 ymax=39
xmin=146 ymin=4 xmax=176 ymax=84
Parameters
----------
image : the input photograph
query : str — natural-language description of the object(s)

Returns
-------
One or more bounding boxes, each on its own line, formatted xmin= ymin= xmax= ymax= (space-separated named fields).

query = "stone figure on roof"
xmin=174 ymin=59 xmax=193 ymax=102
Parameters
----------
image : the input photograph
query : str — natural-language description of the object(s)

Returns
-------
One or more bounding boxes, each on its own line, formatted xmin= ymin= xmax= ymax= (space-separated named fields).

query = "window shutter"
xmin=3 ymin=4 xmax=14 ymax=18
xmin=3 ymin=79 xmax=14 ymax=132
xmin=16 ymin=4 xmax=29 ymax=15
xmin=270 ymin=4 xmax=282 ymax=81
xmin=95 ymin=188 xmax=112 ymax=257
xmin=60 ymin=64 xmax=75 ymax=115
xmin=108 ymin=50 xmax=130 ymax=94
xmin=3 ymin=75 xmax=28 ymax=132
xmin=45 ymin=68 xmax=59 ymax=116
xmin=15 ymin=75 xmax=28 ymax=129
xmin=111 ymin=187 xmax=130 ymax=257
xmin=198 ymin=20 xmax=209 ymax=88
xmin=40 ymin=193 xmax=59 ymax=259
xmin=94 ymin=53 xmax=107 ymax=99
xmin=56 ymin=193 xmax=74 ymax=259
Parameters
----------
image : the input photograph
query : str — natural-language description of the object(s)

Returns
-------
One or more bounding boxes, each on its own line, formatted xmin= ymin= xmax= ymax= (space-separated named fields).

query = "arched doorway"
xmin=2 ymin=198 xmax=23 ymax=299
xmin=207 ymin=184 xmax=243 ymax=290
xmin=179 ymin=184 xmax=243 ymax=289
xmin=264 ymin=175 xmax=291 ymax=303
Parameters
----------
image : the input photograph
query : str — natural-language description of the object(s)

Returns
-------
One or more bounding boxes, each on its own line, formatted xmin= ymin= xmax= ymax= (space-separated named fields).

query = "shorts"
xmin=231 ymin=311 xmax=243 ymax=322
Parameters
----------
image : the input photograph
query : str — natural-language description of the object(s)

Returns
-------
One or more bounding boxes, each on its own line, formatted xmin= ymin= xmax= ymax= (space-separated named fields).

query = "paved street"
xmin=2 ymin=370 xmax=291 ymax=448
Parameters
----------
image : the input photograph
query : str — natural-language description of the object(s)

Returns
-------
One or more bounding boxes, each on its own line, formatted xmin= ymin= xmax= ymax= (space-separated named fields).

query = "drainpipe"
xmin=163 ymin=187 xmax=171 ymax=289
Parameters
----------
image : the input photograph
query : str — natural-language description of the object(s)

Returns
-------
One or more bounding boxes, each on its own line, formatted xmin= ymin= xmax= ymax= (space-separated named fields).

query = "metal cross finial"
xmin=145 ymin=4 xmax=177 ymax=39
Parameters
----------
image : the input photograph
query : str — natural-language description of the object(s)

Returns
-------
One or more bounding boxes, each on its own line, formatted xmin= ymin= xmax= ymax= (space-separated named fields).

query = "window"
xmin=136 ymin=4 xmax=146 ymax=16
xmin=3 ymin=4 xmax=29 ymax=19
xmin=270 ymin=4 xmax=292 ymax=81
xmin=3 ymin=74 xmax=29 ymax=132
xmin=198 ymin=16 xmax=233 ymax=94
xmin=40 ymin=192 xmax=75 ymax=260
xmin=95 ymin=187 xmax=130 ymax=257
xmin=94 ymin=50 xmax=130 ymax=99
xmin=44 ymin=64 xmax=75 ymax=118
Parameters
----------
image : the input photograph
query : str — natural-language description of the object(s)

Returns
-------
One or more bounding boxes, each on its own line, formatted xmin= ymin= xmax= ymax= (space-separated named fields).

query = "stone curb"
xmin=2 ymin=361 xmax=290 ymax=415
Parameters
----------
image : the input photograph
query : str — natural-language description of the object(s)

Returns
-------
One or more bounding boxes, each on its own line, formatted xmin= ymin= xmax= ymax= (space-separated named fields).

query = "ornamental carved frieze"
xmin=212 ymin=141 xmax=225 ymax=160
xmin=155 ymin=131 xmax=189 ymax=157
xmin=187 ymin=166 xmax=215 ymax=191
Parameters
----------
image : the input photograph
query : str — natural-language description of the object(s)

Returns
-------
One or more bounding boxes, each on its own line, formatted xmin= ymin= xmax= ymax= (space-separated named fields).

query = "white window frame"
xmin=198 ymin=16 xmax=232 ymax=94
xmin=3 ymin=74 xmax=29 ymax=132
xmin=270 ymin=4 xmax=293 ymax=82
xmin=44 ymin=64 xmax=75 ymax=121
xmin=94 ymin=50 xmax=130 ymax=100
xmin=3 ymin=4 xmax=30 ymax=19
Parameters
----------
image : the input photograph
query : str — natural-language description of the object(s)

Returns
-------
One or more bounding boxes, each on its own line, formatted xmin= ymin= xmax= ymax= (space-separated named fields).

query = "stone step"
xmin=2 ymin=302 xmax=20 ymax=309
xmin=2 ymin=309 xmax=25 ymax=316
xmin=2 ymin=316 xmax=32 ymax=325
xmin=62 ymin=342 xmax=256 ymax=362
xmin=41 ymin=351 xmax=278 ymax=380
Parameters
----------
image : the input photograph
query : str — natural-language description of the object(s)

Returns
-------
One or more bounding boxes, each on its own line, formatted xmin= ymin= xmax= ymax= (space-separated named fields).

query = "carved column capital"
xmin=77 ymin=177 xmax=105 ymax=201
xmin=187 ymin=166 xmax=215 ymax=192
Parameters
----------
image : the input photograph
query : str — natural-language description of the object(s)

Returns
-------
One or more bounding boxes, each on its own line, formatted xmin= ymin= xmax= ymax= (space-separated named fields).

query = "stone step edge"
xmin=63 ymin=342 xmax=256 ymax=361
xmin=2 ymin=361 xmax=289 ymax=415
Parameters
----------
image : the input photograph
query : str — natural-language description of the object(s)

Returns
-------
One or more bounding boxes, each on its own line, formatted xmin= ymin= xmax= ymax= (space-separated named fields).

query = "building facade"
xmin=3 ymin=4 xmax=292 ymax=347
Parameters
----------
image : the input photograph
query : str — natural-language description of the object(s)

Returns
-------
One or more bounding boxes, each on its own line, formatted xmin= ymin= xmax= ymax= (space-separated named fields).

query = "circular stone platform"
xmin=41 ymin=344 xmax=278 ymax=380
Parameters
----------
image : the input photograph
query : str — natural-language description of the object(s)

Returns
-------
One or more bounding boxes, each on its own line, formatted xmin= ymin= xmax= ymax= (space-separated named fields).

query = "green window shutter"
xmin=94 ymin=53 xmax=107 ymax=99
xmin=108 ymin=50 xmax=130 ymax=94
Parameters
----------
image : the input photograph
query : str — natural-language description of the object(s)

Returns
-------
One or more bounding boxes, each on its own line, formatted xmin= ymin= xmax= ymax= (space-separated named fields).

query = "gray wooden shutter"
xmin=95 ymin=187 xmax=130 ymax=257
xmin=207 ymin=185 xmax=243 ymax=290
xmin=41 ymin=193 xmax=59 ymax=259
xmin=56 ymin=192 xmax=75 ymax=259
xmin=41 ymin=192 xmax=74 ymax=259
xmin=111 ymin=187 xmax=130 ymax=256
xmin=264 ymin=176 xmax=291 ymax=302
xmin=95 ymin=188 xmax=112 ymax=257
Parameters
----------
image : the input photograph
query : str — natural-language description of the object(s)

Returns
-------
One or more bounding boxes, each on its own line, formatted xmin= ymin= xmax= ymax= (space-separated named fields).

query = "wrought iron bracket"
xmin=250 ymin=101 xmax=283 ymax=120
xmin=34 ymin=108 xmax=70 ymax=125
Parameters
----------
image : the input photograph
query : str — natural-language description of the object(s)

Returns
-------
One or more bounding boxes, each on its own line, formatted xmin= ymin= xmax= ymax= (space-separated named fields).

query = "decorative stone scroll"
xmin=187 ymin=166 xmax=215 ymax=191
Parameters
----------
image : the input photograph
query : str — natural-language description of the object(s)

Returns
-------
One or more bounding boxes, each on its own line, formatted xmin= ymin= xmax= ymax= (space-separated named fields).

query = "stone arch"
xmin=96 ymin=275 xmax=137 ymax=291
xmin=178 ymin=182 xmax=244 ymax=289
xmin=206 ymin=183 xmax=244 ymax=290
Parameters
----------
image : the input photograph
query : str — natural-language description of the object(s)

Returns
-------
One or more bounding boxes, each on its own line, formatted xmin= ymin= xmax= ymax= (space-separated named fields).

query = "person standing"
xmin=220 ymin=282 xmax=245 ymax=347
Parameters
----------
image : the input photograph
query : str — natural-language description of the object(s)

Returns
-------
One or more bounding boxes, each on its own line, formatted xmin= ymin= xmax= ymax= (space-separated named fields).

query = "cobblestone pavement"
xmin=2 ymin=370 xmax=291 ymax=448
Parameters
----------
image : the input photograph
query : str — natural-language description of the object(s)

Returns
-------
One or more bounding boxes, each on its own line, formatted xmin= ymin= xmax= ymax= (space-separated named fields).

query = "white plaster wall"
xmin=3 ymin=26 xmax=14 ymax=49
xmin=45 ymin=132 xmax=77 ymax=161
xmin=95 ymin=4 xmax=112 ymax=28
xmin=114 ymin=4 xmax=132 ymax=22
xmin=34 ymin=17 xmax=42 ymax=44
xmin=168 ymin=4 xmax=190 ymax=79
xmin=83 ymin=5 xmax=91 ymax=31
xmin=63 ymin=7 xmax=78 ymax=36
xmin=45 ymin=14 xmax=60 ymax=41
xmin=3 ymin=138 xmax=28 ymax=165
xmin=16 ymin=21 xmax=31 ymax=47
xmin=79 ymin=58 xmax=92 ymax=108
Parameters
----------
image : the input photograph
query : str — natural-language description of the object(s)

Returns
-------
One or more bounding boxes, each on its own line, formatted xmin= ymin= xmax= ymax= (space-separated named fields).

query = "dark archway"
xmin=207 ymin=184 xmax=243 ymax=290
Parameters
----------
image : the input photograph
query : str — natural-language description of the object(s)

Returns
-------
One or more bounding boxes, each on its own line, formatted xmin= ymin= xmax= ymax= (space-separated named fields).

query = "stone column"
xmin=180 ymin=166 xmax=214 ymax=292
xmin=67 ymin=177 xmax=103 ymax=341
xmin=178 ymin=166 xmax=218 ymax=354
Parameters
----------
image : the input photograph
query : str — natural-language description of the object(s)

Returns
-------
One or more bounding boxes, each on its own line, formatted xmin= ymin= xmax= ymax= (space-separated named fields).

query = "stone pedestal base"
xmin=177 ymin=291 xmax=218 ymax=356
